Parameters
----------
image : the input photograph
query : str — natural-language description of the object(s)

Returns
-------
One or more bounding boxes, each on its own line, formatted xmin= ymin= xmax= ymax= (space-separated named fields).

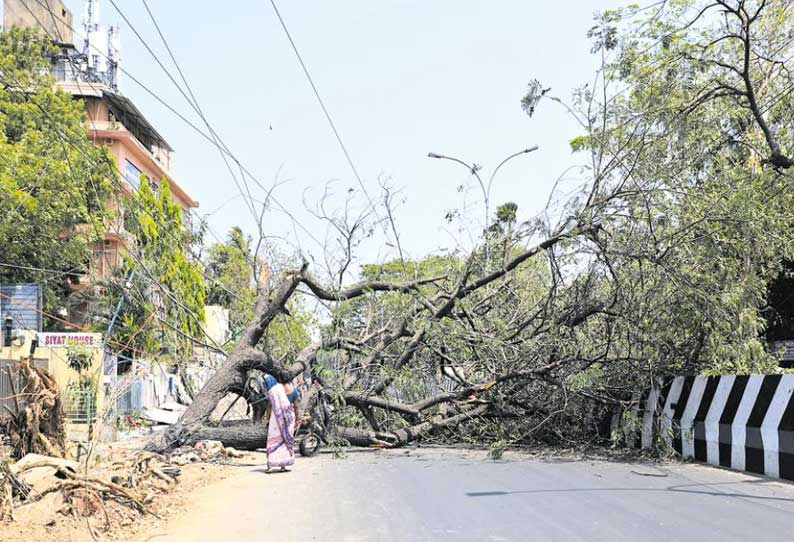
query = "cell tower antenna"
xmin=79 ymin=0 xmax=121 ymax=90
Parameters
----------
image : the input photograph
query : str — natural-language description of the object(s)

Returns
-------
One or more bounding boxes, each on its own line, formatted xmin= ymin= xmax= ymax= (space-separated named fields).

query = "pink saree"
xmin=266 ymin=382 xmax=296 ymax=469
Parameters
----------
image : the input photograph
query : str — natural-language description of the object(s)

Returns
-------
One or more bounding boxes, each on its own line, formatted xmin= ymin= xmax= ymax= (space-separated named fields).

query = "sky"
xmin=58 ymin=0 xmax=630 ymax=271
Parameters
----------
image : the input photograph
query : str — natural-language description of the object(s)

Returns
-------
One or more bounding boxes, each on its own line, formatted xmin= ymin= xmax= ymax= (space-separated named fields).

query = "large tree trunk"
xmin=166 ymin=421 xmax=268 ymax=450
xmin=147 ymin=227 xmax=589 ymax=454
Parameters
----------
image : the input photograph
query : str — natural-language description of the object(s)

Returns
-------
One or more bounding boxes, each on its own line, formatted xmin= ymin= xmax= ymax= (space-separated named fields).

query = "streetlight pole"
xmin=428 ymin=146 xmax=539 ymax=232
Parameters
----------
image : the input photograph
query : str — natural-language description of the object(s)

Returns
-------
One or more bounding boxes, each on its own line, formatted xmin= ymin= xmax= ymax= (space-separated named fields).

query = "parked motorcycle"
xmin=296 ymin=384 xmax=333 ymax=457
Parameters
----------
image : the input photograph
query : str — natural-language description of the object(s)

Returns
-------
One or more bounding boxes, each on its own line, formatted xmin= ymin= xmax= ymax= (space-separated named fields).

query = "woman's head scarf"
xmin=262 ymin=373 xmax=278 ymax=390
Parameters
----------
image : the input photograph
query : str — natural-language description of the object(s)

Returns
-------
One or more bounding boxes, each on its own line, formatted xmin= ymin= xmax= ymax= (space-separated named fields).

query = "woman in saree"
xmin=262 ymin=374 xmax=301 ymax=472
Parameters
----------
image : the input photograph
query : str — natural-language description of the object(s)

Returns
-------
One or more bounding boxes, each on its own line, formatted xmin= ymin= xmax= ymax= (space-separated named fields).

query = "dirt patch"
xmin=0 ymin=441 xmax=263 ymax=542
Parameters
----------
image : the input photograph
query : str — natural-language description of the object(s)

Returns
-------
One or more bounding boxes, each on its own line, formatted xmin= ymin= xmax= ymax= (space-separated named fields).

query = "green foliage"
xmin=105 ymin=179 xmax=206 ymax=356
xmin=327 ymin=210 xmax=553 ymax=430
xmin=0 ymin=28 xmax=112 ymax=325
xmin=568 ymin=135 xmax=591 ymax=153
xmin=566 ymin=364 xmax=605 ymax=392
xmin=487 ymin=439 xmax=509 ymax=460
xmin=568 ymin=0 xmax=794 ymax=378
xmin=204 ymin=227 xmax=256 ymax=336
xmin=202 ymin=227 xmax=312 ymax=355
xmin=263 ymin=304 xmax=312 ymax=358
xmin=66 ymin=346 xmax=96 ymax=390
xmin=66 ymin=346 xmax=93 ymax=374
xmin=520 ymin=79 xmax=551 ymax=117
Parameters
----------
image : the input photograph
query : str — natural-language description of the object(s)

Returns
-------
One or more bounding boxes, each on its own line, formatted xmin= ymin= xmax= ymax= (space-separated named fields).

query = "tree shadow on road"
xmin=466 ymin=481 xmax=794 ymax=503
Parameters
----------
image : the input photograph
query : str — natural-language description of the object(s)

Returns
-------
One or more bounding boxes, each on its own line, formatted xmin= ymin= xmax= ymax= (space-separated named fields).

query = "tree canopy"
xmin=99 ymin=179 xmax=206 ymax=358
xmin=0 ymin=28 xmax=112 ymax=324
xmin=559 ymin=0 xmax=794 ymax=375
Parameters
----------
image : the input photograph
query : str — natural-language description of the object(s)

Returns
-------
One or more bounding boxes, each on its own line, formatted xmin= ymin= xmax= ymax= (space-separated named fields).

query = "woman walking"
xmin=262 ymin=374 xmax=301 ymax=472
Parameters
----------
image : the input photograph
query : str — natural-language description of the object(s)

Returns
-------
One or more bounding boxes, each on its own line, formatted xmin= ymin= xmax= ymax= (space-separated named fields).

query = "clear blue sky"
xmin=63 ymin=0 xmax=627 ymax=267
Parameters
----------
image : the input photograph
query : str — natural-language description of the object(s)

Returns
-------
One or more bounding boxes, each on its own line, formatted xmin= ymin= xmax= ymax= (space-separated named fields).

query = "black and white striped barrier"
xmin=633 ymin=375 xmax=794 ymax=481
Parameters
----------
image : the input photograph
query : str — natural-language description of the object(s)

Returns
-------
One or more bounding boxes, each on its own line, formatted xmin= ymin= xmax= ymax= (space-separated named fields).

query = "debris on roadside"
xmin=0 ymin=360 xmax=66 ymax=459
xmin=630 ymin=469 xmax=669 ymax=478
xmin=1 ymin=442 xmax=207 ymax=531
xmin=169 ymin=439 xmax=247 ymax=465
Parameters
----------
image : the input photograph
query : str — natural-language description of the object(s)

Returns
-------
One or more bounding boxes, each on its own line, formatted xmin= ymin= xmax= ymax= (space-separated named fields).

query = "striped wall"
xmin=637 ymin=375 xmax=794 ymax=481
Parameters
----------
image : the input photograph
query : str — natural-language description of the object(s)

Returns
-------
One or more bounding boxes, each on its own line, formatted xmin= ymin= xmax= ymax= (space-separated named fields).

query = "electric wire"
xmin=266 ymin=0 xmax=373 ymax=209
xmin=106 ymin=0 xmax=261 ymax=226
xmin=26 ymin=0 xmax=326 ymax=250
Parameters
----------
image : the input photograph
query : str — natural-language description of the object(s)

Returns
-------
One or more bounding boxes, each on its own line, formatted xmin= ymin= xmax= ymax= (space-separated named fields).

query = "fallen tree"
xmin=150 ymin=0 xmax=794 ymax=453
xmin=146 ymin=212 xmax=737 ymax=450
xmin=147 ymin=212 xmax=613 ymax=453
xmin=1 ymin=359 xmax=65 ymax=459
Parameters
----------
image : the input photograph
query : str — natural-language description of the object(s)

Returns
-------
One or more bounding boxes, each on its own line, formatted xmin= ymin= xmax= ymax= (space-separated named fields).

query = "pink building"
xmin=3 ymin=1 xmax=198 ymax=286
xmin=57 ymin=78 xmax=199 ymax=284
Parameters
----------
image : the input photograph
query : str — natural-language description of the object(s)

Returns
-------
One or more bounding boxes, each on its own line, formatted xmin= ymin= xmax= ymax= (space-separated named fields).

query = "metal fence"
xmin=0 ymin=360 xmax=21 ymax=415
xmin=63 ymin=388 xmax=97 ymax=424
xmin=116 ymin=381 xmax=144 ymax=414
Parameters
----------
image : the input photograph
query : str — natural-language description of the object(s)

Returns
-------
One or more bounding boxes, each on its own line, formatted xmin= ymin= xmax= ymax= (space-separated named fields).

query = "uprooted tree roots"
xmin=0 ymin=462 xmax=26 ymax=521
xmin=0 ymin=439 xmax=248 ymax=529
xmin=1 ymin=359 xmax=66 ymax=459
xmin=0 ymin=451 xmax=182 ymax=526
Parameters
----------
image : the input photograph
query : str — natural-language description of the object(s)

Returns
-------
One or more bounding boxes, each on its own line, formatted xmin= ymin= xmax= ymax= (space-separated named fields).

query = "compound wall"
xmin=637 ymin=375 xmax=794 ymax=480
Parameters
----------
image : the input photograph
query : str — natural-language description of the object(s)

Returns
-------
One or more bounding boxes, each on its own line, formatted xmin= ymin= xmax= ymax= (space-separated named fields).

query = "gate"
xmin=0 ymin=360 xmax=21 ymax=415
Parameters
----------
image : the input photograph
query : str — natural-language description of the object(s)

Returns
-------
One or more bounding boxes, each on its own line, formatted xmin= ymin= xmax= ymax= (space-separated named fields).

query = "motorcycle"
xmin=296 ymin=384 xmax=334 ymax=457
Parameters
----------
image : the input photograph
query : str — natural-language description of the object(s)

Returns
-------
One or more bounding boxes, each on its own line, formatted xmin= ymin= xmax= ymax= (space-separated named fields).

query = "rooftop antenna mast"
xmin=81 ymin=0 xmax=121 ymax=90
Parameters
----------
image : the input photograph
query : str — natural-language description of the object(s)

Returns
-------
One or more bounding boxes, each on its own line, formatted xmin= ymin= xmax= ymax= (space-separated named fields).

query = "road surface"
xmin=137 ymin=447 xmax=794 ymax=541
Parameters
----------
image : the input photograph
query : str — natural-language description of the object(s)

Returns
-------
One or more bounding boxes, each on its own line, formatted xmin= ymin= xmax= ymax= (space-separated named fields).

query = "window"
xmin=124 ymin=159 xmax=142 ymax=189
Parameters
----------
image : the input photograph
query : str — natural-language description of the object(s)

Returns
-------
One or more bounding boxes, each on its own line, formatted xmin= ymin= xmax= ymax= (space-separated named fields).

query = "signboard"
xmin=0 ymin=283 xmax=43 ymax=331
xmin=39 ymin=333 xmax=101 ymax=348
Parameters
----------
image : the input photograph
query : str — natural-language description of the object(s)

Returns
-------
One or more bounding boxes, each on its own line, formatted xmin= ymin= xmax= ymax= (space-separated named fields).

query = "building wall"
xmin=67 ymin=91 xmax=196 ymax=213
xmin=3 ymin=0 xmax=73 ymax=42
xmin=67 ymin=96 xmax=195 ymax=288
xmin=109 ymin=139 xmax=193 ymax=208
xmin=55 ymin=73 xmax=198 ymax=313
xmin=0 ymin=331 xmax=105 ymax=438
xmin=84 ymin=96 xmax=110 ymax=125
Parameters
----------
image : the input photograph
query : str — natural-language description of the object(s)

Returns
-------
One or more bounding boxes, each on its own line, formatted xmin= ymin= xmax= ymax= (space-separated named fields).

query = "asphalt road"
xmin=140 ymin=447 xmax=794 ymax=541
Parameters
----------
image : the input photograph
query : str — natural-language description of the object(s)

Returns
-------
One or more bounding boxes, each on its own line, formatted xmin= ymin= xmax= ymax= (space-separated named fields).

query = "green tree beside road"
xmin=0 ymin=28 xmax=112 ymax=324
xmin=99 ymin=179 xmax=206 ymax=357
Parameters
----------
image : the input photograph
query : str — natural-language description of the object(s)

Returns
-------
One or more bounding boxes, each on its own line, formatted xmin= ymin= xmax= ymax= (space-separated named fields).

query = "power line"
xmin=30 ymin=0 xmax=236 ymax=249
xmin=0 ymin=262 xmax=80 ymax=276
xmin=266 ymin=0 xmax=375 ymax=209
xmin=125 ymin=0 xmax=316 ymax=261
xmin=0 ymin=66 xmax=241 ymax=350
xmin=14 ymin=1 xmax=359 ymax=352
xmin=3 ymin=6 xmax=300 ymax=358
xmin=0 ymin=290 xmax=205 ymax=359
xmin=0 ymin=12 xmax=254 ymax=311
xmin=106 ymin=0 xmax=261 ymax=226
xmin=0 ymin=258 xmax=225 ymax=355
xmin=26 ymin=0 xmax=326 ymax=251
xmin=134 ymin=0 xmax=279 ymax=263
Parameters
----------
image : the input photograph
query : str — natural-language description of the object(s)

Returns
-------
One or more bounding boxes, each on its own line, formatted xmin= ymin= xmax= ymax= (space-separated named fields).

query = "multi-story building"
xmin=3 ymin=0 xmax=73 ymax=42
xmin=58 ymin=77 xmax=199 ymax=282
xmin=3 ymin=0 xmax=198 ymax=286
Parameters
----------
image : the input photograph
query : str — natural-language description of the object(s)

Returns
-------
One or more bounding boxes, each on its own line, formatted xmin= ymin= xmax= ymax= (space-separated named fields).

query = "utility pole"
xmin=102 ymin=268 xmax=135 ymax=352
xmin=428 ymin=146 xmax=539 ymax=259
